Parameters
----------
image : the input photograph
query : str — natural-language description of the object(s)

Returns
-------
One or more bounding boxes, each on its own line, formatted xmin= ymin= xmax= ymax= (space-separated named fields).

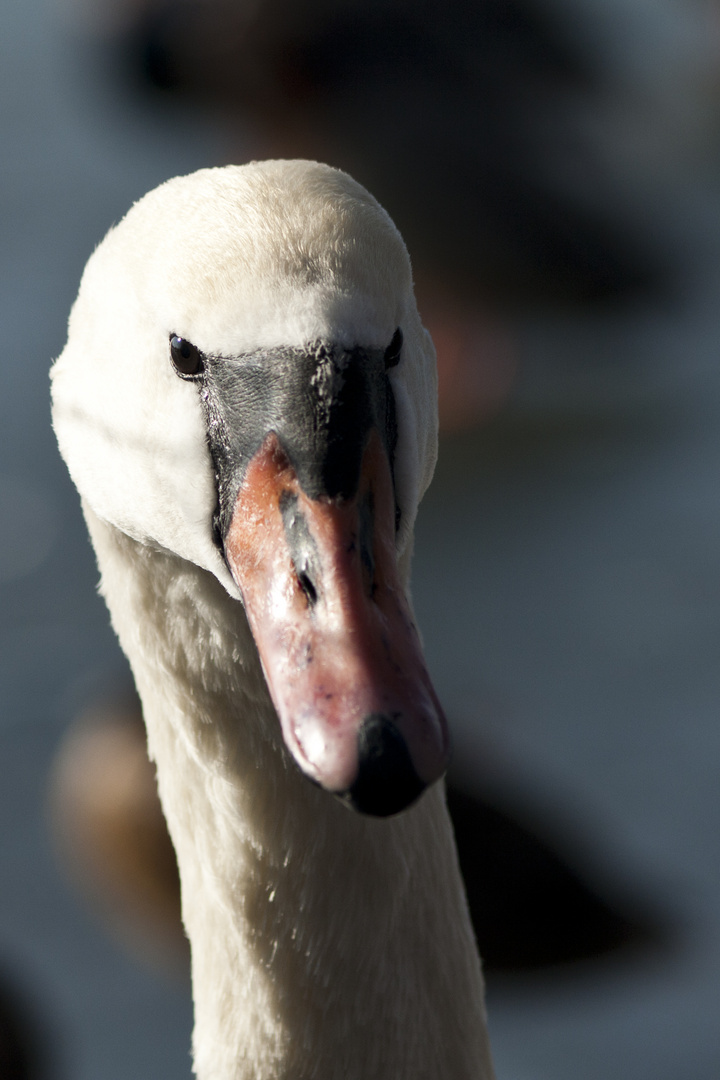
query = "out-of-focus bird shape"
xmin=65 ymin=0 xmax=676 ymax=428
xmin=52 ymin=695 xmax=653 ymax=978
xmin=96 ymin=0 xmax=668 ymax=309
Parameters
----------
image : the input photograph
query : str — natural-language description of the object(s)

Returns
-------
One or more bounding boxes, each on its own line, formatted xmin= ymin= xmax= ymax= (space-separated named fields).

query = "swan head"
xmin=52 ymin=160 xmax=447 ymax=816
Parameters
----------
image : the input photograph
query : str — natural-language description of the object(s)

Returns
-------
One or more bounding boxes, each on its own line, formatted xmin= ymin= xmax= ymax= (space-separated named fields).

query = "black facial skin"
xmin=171 ymin=334 xmax=402 ymax=546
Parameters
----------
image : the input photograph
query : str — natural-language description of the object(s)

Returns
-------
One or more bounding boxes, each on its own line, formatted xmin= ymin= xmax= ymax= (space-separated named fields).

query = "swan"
xmin=50 ymin=160 xmax=495 ymax=1080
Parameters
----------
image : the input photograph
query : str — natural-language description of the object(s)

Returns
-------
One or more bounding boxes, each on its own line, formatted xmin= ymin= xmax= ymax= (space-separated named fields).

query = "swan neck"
xmin=83 ymin=507 xmax=494 ymax=1080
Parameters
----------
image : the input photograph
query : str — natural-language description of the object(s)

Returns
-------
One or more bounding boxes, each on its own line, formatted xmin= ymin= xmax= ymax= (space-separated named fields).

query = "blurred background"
xmin=3 ymin=0 xmax=720 ymax=1076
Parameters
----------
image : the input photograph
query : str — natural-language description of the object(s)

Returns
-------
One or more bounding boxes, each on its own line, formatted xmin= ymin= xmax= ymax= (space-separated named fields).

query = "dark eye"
xmin=384 ymin=327 xmax=403 ymax=369
xmin=170 ymin=334 xmax=203 ymax=377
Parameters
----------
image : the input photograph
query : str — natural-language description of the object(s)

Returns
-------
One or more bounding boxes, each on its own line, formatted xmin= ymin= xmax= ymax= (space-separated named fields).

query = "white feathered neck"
xmin=86 ymin=505 xmax=493 ymax=1079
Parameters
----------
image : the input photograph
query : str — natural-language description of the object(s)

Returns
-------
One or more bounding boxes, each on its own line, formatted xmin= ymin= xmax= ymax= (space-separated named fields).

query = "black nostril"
xmin=342 ymin=714 xmax=426 ymax=817
xmin=280 ymin=491 xmax=322 ymax=608
xmin=298 ymin=570 xmax=318 ymax=606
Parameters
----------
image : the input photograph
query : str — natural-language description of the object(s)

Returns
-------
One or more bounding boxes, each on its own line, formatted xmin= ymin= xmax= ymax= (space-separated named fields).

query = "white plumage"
xmin=51 ymin=160 xmax=495 ymax=1080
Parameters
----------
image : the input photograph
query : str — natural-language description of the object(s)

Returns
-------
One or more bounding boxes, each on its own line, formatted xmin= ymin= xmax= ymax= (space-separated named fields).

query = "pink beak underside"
xmin=224 ymin=430 xmax=449 ymax=815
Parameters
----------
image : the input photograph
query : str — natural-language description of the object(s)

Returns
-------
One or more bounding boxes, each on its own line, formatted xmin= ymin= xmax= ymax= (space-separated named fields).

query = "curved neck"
xmin=84 ymin=508 xmax=495 ymax=1080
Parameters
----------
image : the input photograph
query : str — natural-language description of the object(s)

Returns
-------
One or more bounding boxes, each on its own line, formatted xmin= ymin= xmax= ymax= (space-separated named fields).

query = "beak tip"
xmin=339 ymin=713 xmax=437 ymax=818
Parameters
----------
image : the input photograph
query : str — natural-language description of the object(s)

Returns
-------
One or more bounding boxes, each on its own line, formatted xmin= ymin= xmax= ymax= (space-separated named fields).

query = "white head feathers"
xmin=51 ymin=160 xmax=438 ymax=595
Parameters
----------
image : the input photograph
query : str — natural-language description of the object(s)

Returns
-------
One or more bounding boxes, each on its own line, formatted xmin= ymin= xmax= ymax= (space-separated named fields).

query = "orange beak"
xmin=224 ymin=429 xmax=449 ymax=816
